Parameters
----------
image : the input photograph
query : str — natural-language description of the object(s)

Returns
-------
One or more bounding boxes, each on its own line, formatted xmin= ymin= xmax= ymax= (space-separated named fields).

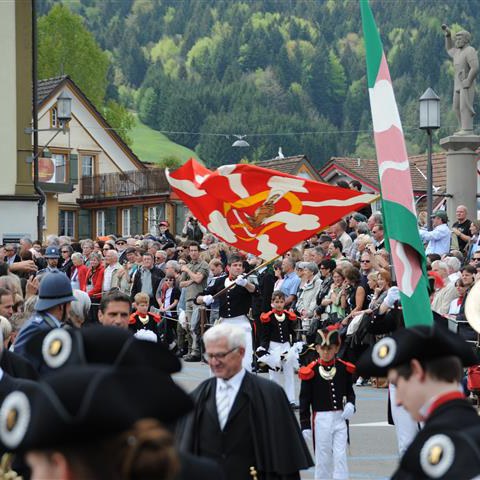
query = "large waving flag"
xmin=360 ymin=0 xmax=432 ymax=326
xmin=167 ymin=159 xmax=376 ymax=261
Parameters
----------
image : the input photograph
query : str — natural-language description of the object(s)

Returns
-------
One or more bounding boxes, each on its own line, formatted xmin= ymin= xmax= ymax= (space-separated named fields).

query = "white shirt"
xmin=103 ymin=264 xmax=116 ymax=292
xmin=215 ymin=367 xmax=246 ymax=417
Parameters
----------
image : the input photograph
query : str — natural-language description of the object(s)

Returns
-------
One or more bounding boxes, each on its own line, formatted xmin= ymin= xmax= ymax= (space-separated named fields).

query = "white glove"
xmin=203 ymin=294 xmax=214 ymax=306
xmin=341 ymin=402 xmax=355 ymax=421
xmin=134 ymin=329 xmax=158 ymax=343
xmin=302 ymin=429 xmax=312 ymax=442
xmin=178 ymin=309 xmax=187 ymax=329
xmin=256 ymin=346 xmax=269 ymax=357
xmin=383 ymin=286 xmax=400 ymax=308
xmin=235 ymin=275 xmax=248 ymax=287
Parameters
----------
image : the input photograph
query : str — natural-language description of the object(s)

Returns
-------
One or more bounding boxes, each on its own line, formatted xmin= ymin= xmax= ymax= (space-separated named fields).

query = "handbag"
xmin=346 ymin=313 xmax=364 ymax=336
xmin=468 ymin=365 xmax=480 ymax=392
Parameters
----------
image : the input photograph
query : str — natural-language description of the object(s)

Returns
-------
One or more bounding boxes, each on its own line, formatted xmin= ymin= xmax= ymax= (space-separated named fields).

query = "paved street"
xmin=174 ymin=361 xmax=399 ymax=480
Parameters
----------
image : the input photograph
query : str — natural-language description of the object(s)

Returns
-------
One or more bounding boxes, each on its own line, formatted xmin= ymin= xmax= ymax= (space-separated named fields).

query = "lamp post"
xmin=419 ymin=88 xmax=440 ymax=230
xmin=26 ymin=92 xmax=72 ymax=240
xmin=232 ymin=135 xmax=250 ymax=147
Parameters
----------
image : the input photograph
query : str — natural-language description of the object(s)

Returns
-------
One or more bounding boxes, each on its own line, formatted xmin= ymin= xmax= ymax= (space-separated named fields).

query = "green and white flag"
xmin=360 ymin=0 xmax=432 ymax=326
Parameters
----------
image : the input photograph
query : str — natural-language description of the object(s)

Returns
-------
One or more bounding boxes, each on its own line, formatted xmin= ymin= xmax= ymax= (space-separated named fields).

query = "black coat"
xmin=177 ymin=372 xmax=313 ymax=480
xmin=0 ymin=350 xmax=38 ymax=381
xmin=177 ymin=452 xmax=225 ymax=480
xmin=392 ymin=398 xmax=480 ymax=479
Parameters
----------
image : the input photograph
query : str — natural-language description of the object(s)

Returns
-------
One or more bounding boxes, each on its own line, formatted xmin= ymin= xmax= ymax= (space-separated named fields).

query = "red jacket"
xmin=71 ymin=265 xmax=88 ymax=291
xmin=86 ymin=264 xmax=105 ymax=300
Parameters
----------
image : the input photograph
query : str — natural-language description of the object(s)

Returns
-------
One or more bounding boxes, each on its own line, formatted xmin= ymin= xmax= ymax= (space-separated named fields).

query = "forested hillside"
xmin=37 ymin=0 xmax=480 ymax=168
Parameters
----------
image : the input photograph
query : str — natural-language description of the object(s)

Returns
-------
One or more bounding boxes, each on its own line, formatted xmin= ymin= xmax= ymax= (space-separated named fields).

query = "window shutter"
xmin=69 ymin=154 xmax=78 ymax=185
xmin=130 ymin=206 xmax=143 ymax=236
xmin=78 ymin=209 xmax=92 ymax=239
xmin=105 ymin=208 xmax=117 ymax=236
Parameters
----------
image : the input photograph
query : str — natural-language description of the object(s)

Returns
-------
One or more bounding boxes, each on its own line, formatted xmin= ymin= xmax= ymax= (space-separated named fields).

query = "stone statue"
xmin=442 ymin=24 xmax=479 ymax=135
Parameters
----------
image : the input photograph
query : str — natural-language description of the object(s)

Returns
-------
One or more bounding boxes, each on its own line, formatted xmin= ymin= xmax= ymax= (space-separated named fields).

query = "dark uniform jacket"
xmin=259 ymin=310 xmax=297 ymax=350
xmin=299 ymin=358 xmax=355 ymax=430
xmin=392 ymin=392 xmax=480 ymax=479
xmin=177 ymin=372 xmax=313 ymax=480
xmin=197 ymin=276 xmax=256 ymax=318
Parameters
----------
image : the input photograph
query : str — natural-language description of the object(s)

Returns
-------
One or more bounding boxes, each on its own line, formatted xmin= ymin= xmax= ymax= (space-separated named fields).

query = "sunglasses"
xmin=116 ymin=242 xmax=126 ymax=245
xmin=166 ymin=278 xmax=175 ymax=282
xmin=61 ymin=250 xmax=70 ymax=253
xmin=360 ymin=260 xmax=371 ymax=263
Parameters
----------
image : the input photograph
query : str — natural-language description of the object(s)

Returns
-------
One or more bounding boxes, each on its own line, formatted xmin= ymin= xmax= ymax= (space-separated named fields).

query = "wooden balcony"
xmin=80 ymin=169 xmax=170 ymax=200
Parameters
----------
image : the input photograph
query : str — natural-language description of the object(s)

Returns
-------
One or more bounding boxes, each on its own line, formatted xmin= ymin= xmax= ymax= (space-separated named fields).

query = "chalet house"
xmin=37 ymin=76 xmax=183 ymax=239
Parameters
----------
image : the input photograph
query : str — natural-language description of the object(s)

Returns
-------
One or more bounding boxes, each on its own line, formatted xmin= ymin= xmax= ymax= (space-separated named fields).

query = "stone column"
xmin=440 ymin=134 xmax=480 ymax=221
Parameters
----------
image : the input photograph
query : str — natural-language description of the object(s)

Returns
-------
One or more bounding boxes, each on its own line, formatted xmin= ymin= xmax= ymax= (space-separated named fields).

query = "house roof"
xmin=255 ymin=155 xmax=322 ymax=180
xmin=37 ymin=75 xmax=67 ymax=104
xmin=37 ymin=76 xmax=145 ymax=170
xmin=319 ymin=153 xmax=447 ymax=194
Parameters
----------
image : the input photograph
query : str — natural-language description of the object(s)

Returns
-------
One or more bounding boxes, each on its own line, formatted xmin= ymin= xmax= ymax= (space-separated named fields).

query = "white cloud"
xmin=267 ymin=212 xmax=320 ymax=232
xmin=165 ymin=169 xmax=206 ymax=197
xmin=256 ymin=234 xmax=279 ymax=261
xmin=368 ymin=80 xmax=402 ymax=133
xmin=207 ymin=210 xmax=237 ymax=243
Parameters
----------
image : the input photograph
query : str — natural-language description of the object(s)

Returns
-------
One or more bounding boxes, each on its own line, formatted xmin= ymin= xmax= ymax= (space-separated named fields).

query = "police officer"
xmin=36 ymin=245 xmax=61 ymax=278
xmin=357 ymin=323 xmax=480 ymax=479
xmin=13 ymin=271 xmax=76 ymax=371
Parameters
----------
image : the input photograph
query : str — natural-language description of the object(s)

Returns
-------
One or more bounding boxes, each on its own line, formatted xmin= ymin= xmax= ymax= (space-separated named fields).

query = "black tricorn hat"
xmin=26 ymin=325 xmax=180 ymax=374
xmin=357 ymin=322 xmax=479 ymax=377
xmin=314 ymin=324 xmax=341 ymax=347
xmin=0 ymin=365 xmax=192 ymax=453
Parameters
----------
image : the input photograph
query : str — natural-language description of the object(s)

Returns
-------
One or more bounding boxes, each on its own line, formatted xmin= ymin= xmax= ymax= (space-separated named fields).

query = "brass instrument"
xmin=465 ymin=279 xmax=480 ymax=338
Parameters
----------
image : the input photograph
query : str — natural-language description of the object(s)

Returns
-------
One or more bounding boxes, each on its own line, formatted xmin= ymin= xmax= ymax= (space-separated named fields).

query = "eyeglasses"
xmin=203 ymin=347 xmax=238 ymax=362
xmin=473 ymin=258 xmax=480 ymax=262
xmin=360 ymin=260 xmax=371 ymax=263
xmin=61 ymin=250 xmax=70 ymax=253
xmin=116 ymin=242 xmax=126 ymax=246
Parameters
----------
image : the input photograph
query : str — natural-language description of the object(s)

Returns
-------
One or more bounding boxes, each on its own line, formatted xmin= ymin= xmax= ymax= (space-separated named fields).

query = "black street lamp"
xmin=419 ymin=88 xmax=440 ymax=229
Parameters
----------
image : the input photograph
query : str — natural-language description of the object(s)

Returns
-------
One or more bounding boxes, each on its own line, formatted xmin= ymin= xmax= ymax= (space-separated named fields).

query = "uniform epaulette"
xmin=260 ymin=311 xmax=273 ymax=323
xmin=337 ymin=358 xmax=356 ymax=374
xmin=150 ymin=312 xmax=161 ymax=323
xmin=298 ymin=360 xmax=318 ymax=380
xmin=128 ymin=313 xmax=137 ymax=325
xmin=286 ymin=310 xmax=297 ymax=321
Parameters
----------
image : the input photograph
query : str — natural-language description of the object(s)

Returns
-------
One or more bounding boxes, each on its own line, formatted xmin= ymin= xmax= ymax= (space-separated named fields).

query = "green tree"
xmin=103 ymin=100 xmax=135 ymax=146
xmin=38 ymin=4 xmax=109 ymax=107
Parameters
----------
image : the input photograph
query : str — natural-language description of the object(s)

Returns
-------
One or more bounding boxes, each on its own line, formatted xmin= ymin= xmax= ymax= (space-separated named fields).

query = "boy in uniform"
xmin=128 ymin=292 xmax=161 ymax=341
xmin=257 ymin=290 xmax=298 ymax=406
xmin=299 ymin=325 xmax=355 ymax=480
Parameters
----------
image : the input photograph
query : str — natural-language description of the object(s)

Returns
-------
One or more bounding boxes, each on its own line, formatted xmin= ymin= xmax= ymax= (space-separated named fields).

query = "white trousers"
xmin=389 ymin=383 xmax=419 ymax=456
xmin=268 ymin=341 xmax=296 ymax=403
xmin=313 ymin=410 xmax=348 ymax=480
xmin=220 ymin=315 xmax=252 ymax=372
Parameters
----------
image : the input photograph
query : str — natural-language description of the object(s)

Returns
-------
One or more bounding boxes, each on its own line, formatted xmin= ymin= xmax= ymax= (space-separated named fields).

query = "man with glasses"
xmin=470 ymin=253 xmax=480 ymax=275
xmin=177 ymin=323 xmax=312 ymax=480
xmin=115 ymin=237 xmax=128 ymax=265
xmin=3 ymin=244 xmax=20 ymax=266
xmin=60 ymin=245 xmax=73 ymax=277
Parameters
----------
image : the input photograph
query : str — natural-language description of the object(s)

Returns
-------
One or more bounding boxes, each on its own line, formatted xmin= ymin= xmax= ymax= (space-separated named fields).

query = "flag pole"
xmin=207 ymin=195 xmax=382 ymax=300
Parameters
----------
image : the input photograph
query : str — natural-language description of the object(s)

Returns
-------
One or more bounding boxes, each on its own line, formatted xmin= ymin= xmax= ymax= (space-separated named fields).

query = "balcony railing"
xmin=80 ymin=169 xmax=170 ymax=199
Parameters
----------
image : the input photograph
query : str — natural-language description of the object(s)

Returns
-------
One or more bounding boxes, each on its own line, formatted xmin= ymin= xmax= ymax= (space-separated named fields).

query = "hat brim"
xmin=34 ymin=294 xmax=77 ymax=312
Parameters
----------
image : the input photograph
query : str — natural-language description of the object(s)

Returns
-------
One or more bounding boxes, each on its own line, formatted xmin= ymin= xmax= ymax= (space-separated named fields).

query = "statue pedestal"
xmin=439 ymin=134 xmax=480 ymax=222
